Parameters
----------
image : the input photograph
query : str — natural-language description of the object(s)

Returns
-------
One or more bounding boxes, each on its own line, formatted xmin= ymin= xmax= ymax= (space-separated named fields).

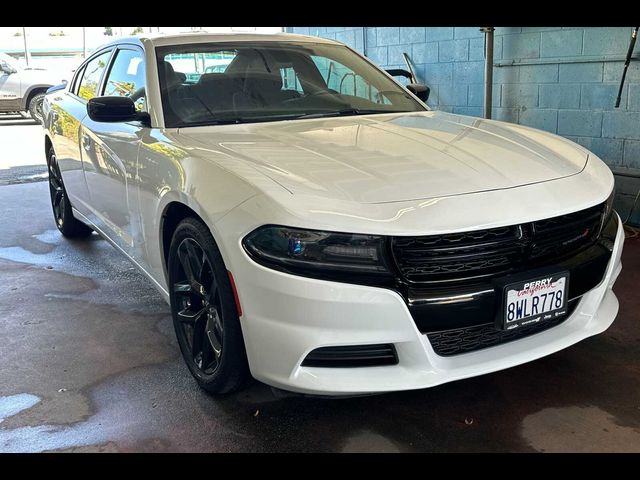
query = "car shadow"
xmin=0 ymin=114 xmax=38 ymax=126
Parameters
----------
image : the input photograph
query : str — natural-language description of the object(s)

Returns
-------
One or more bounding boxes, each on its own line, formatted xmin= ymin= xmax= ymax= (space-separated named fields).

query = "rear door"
xmin=0 ymin=56 xmax=21 ymax=111
xmin=81 ymin=45 xmax=148 ymax=259
xmin=50 ymin=48 xmax=113 ymax=215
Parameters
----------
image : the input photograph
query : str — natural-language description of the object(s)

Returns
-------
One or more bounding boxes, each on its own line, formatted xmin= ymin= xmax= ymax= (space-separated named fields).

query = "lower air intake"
xmin=427 ymin=299 xmax=579 ymax=356
xmin=301 ymin=344 xmax=398 ymax=368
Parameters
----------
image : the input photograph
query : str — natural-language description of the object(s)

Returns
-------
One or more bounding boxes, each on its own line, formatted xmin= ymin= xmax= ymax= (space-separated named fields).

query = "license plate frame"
xmin=495 ymin=269 xmax=570 ymax=331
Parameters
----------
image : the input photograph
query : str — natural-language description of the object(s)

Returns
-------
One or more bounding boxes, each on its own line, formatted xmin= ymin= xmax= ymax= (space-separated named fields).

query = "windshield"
xmin=156 ymin=42 xmax=426 ymax=128
xmin=0 ymin=52 xmax=19 ymax=70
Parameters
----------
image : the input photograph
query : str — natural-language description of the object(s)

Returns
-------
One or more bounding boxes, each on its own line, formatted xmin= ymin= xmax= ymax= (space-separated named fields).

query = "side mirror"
xmin=87 ymin=96 xmax=140 ymax=123
xmin=407 ymin=83 xmax=430 ymax=103
xmin=0 ymin=62 xmax=17 ymax=75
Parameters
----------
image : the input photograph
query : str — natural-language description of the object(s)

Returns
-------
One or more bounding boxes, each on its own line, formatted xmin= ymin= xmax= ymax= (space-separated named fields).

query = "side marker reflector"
xmin=227 ymin=270 xmax=243 ymax=317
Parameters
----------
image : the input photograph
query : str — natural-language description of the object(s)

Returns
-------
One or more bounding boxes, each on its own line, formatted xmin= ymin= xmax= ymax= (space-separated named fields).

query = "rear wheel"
xmin=168 ymin=217 xmax=250 ymax=394
xmin=28 ymin=92 xmax=46 ymax=124
xmin=47 ymin=147 xmax=93 ymax=238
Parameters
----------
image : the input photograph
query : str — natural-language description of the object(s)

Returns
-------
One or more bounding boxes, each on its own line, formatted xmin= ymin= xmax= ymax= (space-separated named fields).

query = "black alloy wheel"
xmin=47 ymin=147 xmax=92 ymax=238
xmin=174 ymin=237 xmax=224 ymax=375
xmin=168 ymin=217 xmax=249 ymax=394
xmin=48 ymin=151 xmax=66 ymax=229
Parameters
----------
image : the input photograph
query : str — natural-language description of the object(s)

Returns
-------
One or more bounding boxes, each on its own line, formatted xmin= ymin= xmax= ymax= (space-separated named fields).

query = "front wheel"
xmin=28 ymin=92 xmax=46 ymax=124
xmin=168 ymin=217 xmax=250 ymax=394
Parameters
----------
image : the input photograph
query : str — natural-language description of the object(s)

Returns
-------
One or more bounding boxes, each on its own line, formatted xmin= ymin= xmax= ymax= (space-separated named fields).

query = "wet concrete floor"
xmin=0 ymin=180 xmax=639 ymax=452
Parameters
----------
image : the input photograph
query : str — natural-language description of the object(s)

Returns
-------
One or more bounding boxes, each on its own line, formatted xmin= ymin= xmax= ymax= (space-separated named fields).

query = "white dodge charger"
xmin=43 ymin=33 xmax=624 ymax=396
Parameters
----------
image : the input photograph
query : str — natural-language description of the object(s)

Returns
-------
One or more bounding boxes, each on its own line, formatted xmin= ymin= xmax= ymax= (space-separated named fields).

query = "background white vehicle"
xmin=0 ymin=52 xmax=67 ymax=123
xmin=43 ymin=33 xmax=623 ymax=396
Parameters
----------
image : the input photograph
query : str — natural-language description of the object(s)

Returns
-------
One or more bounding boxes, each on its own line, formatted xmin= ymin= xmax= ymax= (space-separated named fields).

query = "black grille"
xmin=391 ymin=204 xmax=604 ymax=284
xmin=301 ymin=344 xmax=398 ymax=368
xmin=427 ymin=300 xmax=578 ymax=356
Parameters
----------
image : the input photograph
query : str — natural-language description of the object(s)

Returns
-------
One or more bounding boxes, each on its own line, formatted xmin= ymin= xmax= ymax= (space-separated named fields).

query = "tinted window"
xmin=71 ymin=65 xmax=86 ymax=96
xmin=164 ymin=50 xmax=236 ymax=83
xmin=280 ymin=66 xmax=303 ymax=94
xmin=78 ymin=50 xmax=112 ymax=101
xmin=311 ymin=56 xmax=392 ymax=105
xmin=103 ymin=48 xmax=147 ymax=111
xmin=156 ymin=42 xmax=425 ymax=128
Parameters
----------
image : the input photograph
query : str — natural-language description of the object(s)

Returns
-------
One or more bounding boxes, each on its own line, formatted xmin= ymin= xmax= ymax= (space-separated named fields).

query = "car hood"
xmin=19 ymin=67 xmax=67 ymax=86
xmin=180 ymin=111 xmax=588 ymax=204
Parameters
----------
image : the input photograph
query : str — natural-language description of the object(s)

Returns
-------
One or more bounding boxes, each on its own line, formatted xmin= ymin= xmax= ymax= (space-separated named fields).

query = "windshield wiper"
xmin=176 ymin=110 xmax=403 ymax=128
xmin=295 ymin=108 xmax=399 ymax=119
xmin=177 ymin=113 xmax=311 ymax=127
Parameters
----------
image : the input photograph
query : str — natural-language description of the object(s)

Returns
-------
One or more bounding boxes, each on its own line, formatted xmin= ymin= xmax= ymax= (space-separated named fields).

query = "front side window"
xmin=103 ymin=48 xmax=147 ymax=112
xmin=156 ymin=42 xmax=425 ymax=128
xmin=71 ymin=65 xmax=86 ymax=96
xmin=77 ymin=50 xmax=112 ymax=101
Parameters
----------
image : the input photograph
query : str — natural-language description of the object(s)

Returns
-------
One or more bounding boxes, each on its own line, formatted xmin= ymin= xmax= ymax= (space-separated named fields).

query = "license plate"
xmin=500 ymin=271 xmax=569 ymax=330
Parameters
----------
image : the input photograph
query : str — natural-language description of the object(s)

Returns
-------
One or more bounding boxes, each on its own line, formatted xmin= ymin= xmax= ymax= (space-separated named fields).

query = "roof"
xmin=96 ymin=32 xmax=341 ymax=51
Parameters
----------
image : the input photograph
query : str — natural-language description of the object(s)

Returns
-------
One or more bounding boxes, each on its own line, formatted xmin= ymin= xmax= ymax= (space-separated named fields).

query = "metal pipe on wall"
xmin=362 ymin=27 xmax=368 ymax=57
xmin=480 ymin=27 xmax=495 ymax=119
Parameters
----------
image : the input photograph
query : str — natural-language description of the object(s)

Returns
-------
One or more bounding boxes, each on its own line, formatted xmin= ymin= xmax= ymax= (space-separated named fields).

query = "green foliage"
xmin=13 ymin=31 xmax=22 ymax=37
xmin=104 ymin=27 xmax=113 ymax=36
xmin=131 ymin=27 xmax=144 ymax=35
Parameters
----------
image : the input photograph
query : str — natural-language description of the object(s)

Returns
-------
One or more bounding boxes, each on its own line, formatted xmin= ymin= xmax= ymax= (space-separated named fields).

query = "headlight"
xmin=242 ymin=225 xmax=393 ymax=281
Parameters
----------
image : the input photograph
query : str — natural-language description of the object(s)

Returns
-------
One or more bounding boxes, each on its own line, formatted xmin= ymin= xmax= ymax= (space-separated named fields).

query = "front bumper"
xmin=225 ymin=214 xmax=624 ymax=395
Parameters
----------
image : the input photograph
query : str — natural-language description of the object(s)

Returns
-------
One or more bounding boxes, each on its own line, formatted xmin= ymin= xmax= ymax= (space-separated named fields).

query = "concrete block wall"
xmin=286 ymin=26 xmax=640 ymax=225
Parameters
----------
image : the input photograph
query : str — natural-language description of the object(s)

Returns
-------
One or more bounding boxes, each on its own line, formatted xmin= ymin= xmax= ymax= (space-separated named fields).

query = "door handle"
xmin=81 ymin=133 xmax=91 ymax=152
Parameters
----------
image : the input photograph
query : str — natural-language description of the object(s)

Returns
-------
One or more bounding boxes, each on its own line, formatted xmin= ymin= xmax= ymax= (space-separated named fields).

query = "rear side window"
xmin=77 ymin=50 xmax=112 ymax=101
xmin=102 ymin=48 xmax=147 ymax=111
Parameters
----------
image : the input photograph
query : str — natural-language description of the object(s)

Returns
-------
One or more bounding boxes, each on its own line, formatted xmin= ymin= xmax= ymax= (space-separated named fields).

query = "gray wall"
xmin=286 ymin=26 xmax=640 ymax=225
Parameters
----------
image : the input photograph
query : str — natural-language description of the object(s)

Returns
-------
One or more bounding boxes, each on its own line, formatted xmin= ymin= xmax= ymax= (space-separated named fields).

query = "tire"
xmin=28 ymin=92 xmax=46 ymax=124
xmin=47 ymin=147 xmax=93 ymax=238
xmin=168 ymin=217 xmax=250 ymax=394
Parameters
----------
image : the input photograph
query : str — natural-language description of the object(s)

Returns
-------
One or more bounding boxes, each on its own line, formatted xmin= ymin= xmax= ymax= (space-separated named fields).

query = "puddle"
xmin=0 ymin=246 xmax=51 ymax=266
xmin=0 ymin=362 xmax=237 ymax=453
xmin=522 ymin=405 xmax=640 ymax=452
xmin=342 ymin=430 xmax=402 ymax=453
xmin=0 ymin=231 xmax=167 ymax=316
xmin=32 ymin=229 xmax=63 ymax=245
xmin=0 ymin=394 xmax=41 ymax=424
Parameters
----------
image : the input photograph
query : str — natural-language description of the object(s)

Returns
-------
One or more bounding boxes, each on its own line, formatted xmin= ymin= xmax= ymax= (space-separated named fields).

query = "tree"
xmin=131 ymin=27 xmax=144 ymax=35
xmin=104 ymin=27 xmax=113 ymax=36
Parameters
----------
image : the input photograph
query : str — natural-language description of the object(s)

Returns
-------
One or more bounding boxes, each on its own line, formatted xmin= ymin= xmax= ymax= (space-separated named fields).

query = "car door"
xmin=80 ymin=45 xmax=148 ymax=259
xmin=0 ymin=57 xmax=21 ymax=111
xmin=51 ymin=49 xmax=113 ymax=215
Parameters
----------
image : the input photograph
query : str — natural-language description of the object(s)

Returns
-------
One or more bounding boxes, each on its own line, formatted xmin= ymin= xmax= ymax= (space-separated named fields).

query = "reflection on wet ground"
xmin=0 ymin=181 xmax=639 ymax=452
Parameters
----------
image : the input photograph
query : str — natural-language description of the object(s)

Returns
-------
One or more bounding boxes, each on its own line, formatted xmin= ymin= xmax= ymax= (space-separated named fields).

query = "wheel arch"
xmin=159 ymin=199 xmax=228 ymax=285
xmin=21 ymin=85 xmax=51 ymax=111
